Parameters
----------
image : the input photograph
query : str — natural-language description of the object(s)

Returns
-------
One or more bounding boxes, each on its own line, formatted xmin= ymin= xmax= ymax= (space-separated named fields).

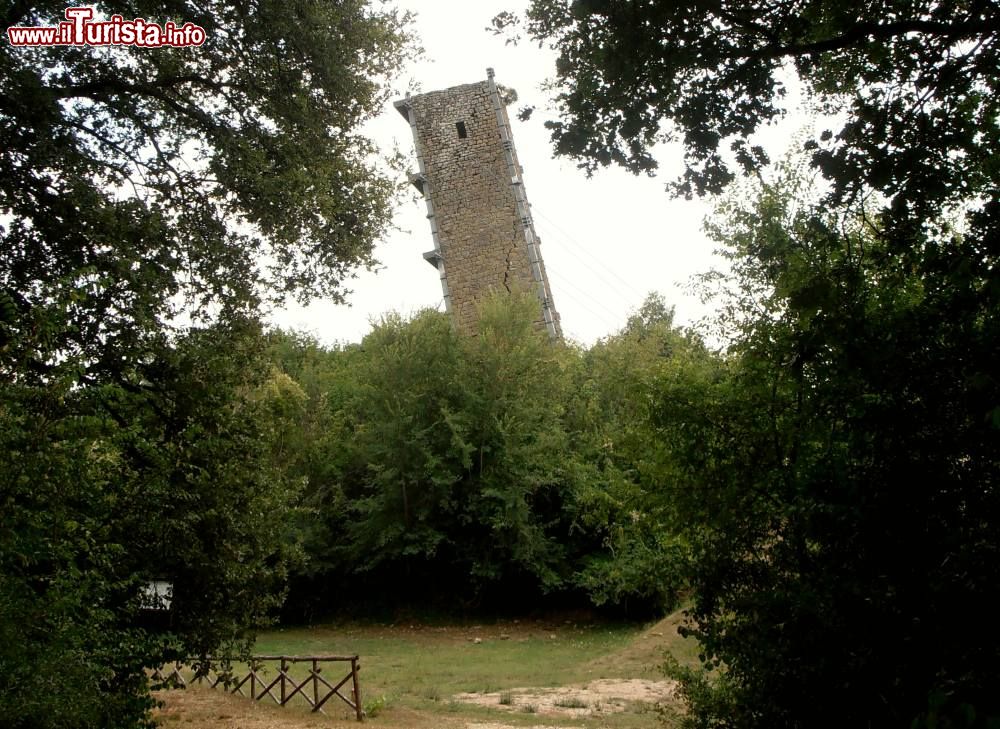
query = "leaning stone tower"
xmin=394 ymin=69 xmax=561 ymax=338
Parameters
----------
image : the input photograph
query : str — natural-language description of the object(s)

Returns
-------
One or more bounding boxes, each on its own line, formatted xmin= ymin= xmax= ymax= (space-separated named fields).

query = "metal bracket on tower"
xmin=408 ymin=171 xmax=427 ymax=195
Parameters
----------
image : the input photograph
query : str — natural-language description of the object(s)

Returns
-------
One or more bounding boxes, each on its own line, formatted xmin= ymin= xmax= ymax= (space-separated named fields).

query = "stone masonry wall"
xmin=397 ymin=78 xmax=561 ymax=337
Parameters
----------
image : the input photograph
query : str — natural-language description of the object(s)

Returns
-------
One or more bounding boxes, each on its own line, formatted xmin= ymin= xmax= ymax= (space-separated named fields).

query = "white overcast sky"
xmin=270 ymin=0 xmax=805 ymax=346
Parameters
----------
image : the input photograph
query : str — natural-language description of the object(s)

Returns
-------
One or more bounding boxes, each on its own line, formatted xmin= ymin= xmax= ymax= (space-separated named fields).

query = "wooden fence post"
xmin=351 ymin=657 xmax=363 ymax=721
xmin=312 ymin=658 xmax=319 ymax=709
xmin=280 ymin=657 xmax=287 ymax=706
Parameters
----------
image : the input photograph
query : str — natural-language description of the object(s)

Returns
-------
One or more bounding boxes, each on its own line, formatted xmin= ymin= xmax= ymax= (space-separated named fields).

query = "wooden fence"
xmin=153 ymin=655 xmax=364 ymax=721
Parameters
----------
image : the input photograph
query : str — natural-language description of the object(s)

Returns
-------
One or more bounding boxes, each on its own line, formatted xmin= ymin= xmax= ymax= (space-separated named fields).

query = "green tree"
xmin=501 ymin=0 xmax=999 ymax=207
xmin=340 ymin=308 xmax=469 ymax=584
xmin=455 ymin=293 xmax=580 ymax=593
xmin=0 ymin=319 xmax=304 ymax=727
xmin=1 ymin=2 xmax=411 ymax=725
xmin=321 ymin=294 xmax=585 ymax=605
xmin=660 ymin=166 xmax=1000 ymax=727
xmin=262 ymin=330 xmax=360 ymax=619
xmin=569 ymin=294 xmax=708 ymax=614
xmin=3 ymin=2 xmax=410 ymax=370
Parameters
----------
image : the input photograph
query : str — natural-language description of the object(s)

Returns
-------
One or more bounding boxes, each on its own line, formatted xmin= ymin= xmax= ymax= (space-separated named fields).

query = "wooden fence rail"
xmin=152 ymin=655 xmax=364 ymax=721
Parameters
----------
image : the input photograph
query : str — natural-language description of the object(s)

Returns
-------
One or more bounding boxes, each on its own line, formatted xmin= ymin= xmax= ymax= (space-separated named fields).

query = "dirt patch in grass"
xmin=453 ymin=678 xmax=676 ymax=718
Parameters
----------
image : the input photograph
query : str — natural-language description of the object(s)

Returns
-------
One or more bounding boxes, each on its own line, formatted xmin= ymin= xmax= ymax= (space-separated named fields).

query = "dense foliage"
xmin=268 ymin=293 xmax=708 ymax=618
xmin=503 ymin=1 xmax=1000 ymax=727
xmin=0 ymin=320 xmax=311 ymax=727
xmin=659 ymin=167 xmax=1000 ymax=727
xmin=1 ymin=2 xmax=410 ymax=726
xmin=504 ymin=0 xmax=999 ymax=206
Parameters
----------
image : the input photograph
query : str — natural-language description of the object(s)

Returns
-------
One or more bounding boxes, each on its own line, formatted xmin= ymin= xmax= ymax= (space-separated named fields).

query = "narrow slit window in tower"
xmin=456 ymin=121 xmax=467 ymax=138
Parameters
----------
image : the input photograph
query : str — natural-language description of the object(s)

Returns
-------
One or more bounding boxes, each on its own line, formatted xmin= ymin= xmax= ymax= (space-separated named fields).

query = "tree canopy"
xmin=270 ymin=293 xmax=708 ymax=618
xmin=505 ymin=0 xmax=999 ymax=208
xmin=504 ymin=2 xmax=1000 ymax=727
xmin=654 ymin=164 xmax=1000 ymax=727
xmin=2 ymin=0 xmax=411 ymax=383
xmin=1 ymin=3 xmax=412 ymax=726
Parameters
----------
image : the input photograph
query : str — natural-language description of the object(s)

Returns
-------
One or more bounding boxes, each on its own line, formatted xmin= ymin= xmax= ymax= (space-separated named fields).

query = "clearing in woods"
xmin=154 ymin=608 xmax=700 ymax=729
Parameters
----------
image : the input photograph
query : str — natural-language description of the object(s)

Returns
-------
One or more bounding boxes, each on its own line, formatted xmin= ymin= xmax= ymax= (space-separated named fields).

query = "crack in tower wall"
xmin=503 ymin=232 xmax=517 ymax=294
xmin=394 ymin=74 xmax=562 ymax=338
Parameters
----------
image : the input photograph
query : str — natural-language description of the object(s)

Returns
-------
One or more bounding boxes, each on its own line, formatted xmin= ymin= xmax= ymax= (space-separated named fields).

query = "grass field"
xmin=154 ymin=608 xmax=700 ymax=729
